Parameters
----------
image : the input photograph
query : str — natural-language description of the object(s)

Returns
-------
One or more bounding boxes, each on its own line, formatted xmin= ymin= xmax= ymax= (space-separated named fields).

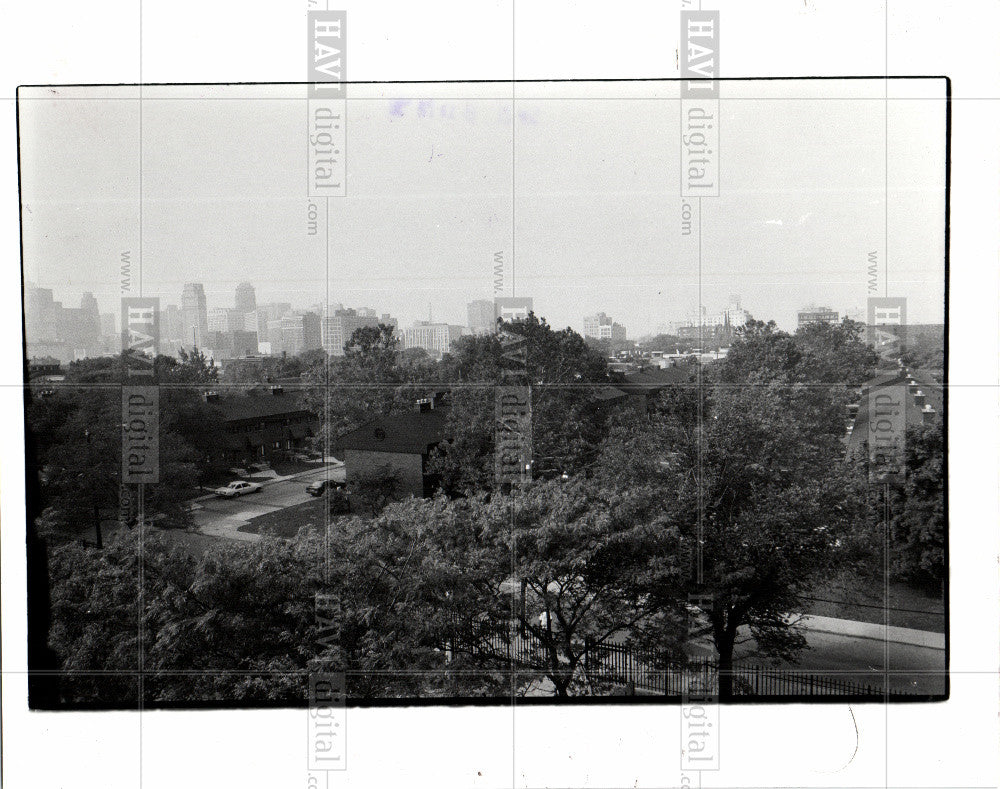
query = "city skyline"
xmin=18 ymin=80 xmax=947 ymax=338
xmin=24 ymin=277 xmax=906 ymax=346
xmin=26 ymin=276 xmax=939 ymax=369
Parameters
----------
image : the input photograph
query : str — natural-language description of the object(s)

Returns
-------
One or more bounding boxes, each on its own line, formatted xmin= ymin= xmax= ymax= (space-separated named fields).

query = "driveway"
xmin=191 ymin=465 xmax=345 ymax=542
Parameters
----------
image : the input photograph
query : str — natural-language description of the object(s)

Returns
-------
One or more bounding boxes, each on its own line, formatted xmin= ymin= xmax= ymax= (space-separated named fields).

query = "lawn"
xmin=238 ymin=498 xmax=329 ymax=539
xmin=801 ymin=570 xmax=945 ymax=633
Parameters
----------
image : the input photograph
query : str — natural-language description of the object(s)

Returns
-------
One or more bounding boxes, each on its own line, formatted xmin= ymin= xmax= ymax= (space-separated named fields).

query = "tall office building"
xmin=275 ymin=312 xmax=322 ymax=356
xmin=402 ymin=321 xmax=465 ymax=357
xmin=159 ymin=304 xmax=184 ymax=355
xmin=207 ymin=307 xmax=236 ymax=333
xmin=70 ymin=292 xmax=101 ymax=350
xmin=494 ymin=297 xmax=533 ymax=323
xmin=253 ymin=302 xmax=292 ymax=344
xmin=467 ymin=299 xmax=496 ymax=335
xmin=100 ymin=313 xmax=116 ymax=338
xmin=321 ymin=307 xmax=382 ymax=356
xmin=583 ymin=312 xmax=627 ymax=344
xmin=25 ymin=286 xmax=59 ymax=343
xmin=797 ymin=306 xmax=839 ymax=328
xmin=181 ymin=283 xmax=208 ymax=348
xmin=25 ymin=287 xmax=102 ymax=361
xmin=234 ymin=282 xmax=256 ymax=315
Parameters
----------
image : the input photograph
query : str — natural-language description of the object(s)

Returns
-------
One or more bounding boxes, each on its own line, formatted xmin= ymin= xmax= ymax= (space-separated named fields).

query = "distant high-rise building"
xmin=234 ymin=282 xmax=256 ymax=315
xmin=161 ymin=304 xmax=184 ymax=342
xmin=25 ymin=286 xmax=59 ymax=344
xmin=265 ymin=319 xmax=285 ymax=354
xmin=276 ymin=313 xmax=322 ymax=356
xmin=797 ymin=306 xmax=839 ymax=329
xmin=54 ymin=292 xmax=100 ymax=351
xmin=100 ymin=312 xmax=116 ymax=337
xmin=321 ymin=307 xmax=383 ymax=356
xmin=253 ymin=302 xmax=292 ymax=344
xmin=494 ymin=297 xmax=533 ymax=323
xmin=181 ymin=283 xmax=208 ymax=348
xmin=402 ymin=321 xmax=465 ymax=358
xmin=671 ymin=298 xmax=750 ymax=335
xmin=467 ymin=299 xmax=496 ymax=335
xmin=24 ymin=287 xmax=103 ymax=362
xmin=207 ymin=307 xmax=236 ymax=333
xmin=583 ymin=312 xmax=627 ymax=344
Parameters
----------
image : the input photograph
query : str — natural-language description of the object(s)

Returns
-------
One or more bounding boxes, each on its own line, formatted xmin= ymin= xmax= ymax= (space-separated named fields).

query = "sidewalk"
xmin=794 ymin=613 xmax=944 ymax=650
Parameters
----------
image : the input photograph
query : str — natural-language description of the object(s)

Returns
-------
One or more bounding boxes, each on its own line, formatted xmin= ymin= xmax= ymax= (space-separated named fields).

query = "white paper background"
xmin=1 ymin=1 xmax=997 ymax=787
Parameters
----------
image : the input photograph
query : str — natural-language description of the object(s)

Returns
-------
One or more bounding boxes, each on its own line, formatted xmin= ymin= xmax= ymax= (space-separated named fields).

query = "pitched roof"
xmin=845 ymin=369 xmax=943 ymax=456
xmin=334 ymin=406 xmax=449 ymax=455
xmin=210 ymin=393 xmax=314 ymax=423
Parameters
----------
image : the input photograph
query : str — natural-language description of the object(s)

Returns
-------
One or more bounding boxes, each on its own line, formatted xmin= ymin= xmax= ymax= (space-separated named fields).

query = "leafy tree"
xmin=721 ymin=318 xmax=876 ymax=388
xmin=339 ymin=481 xmax=681 ymax=697
xmin=302 ymin=324 xmax=440 ymax=453
xmin=220 ymin=359 xmax=267 ymax=386
xmin=170 ymin=348 xmax=219 ymax=383
xmin=636 ymin=380 xmax=870 ymax=698
xmin=793 ymin=318 xmax=879 ymax=387
xmin=349 ymin=463 xmax=401 ymax=516
xmin=430 ymin=314 xmax=614 ymax=493
xmin=888 ymin=421 xmax=945 ymax=587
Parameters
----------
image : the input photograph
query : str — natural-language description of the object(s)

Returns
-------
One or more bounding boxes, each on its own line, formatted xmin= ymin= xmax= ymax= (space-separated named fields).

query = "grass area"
xmin=151 ymin=528 xmax=226 ymax=558
xmin=198 ymin=459 xmax=326 ymax=489
xmin=238 ymin=498 xmax=328 ymax=539
xmin=801 ymin=570 xmax=945 ymax=633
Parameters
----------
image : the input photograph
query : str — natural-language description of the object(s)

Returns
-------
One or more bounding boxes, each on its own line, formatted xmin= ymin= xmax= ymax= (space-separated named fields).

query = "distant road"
xmin=192 ymin=465 xmax=345 ymax=541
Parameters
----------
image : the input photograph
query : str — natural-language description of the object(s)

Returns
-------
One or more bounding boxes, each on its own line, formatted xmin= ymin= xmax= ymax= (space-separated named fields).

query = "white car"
xmin=214 ymin=481 xmax=263 ymax=498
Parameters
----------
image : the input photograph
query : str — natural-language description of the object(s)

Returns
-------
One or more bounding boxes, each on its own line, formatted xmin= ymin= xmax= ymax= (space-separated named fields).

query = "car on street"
xmin=214 ymin=480 xmax=263 ymax=497
xmin=306 ymin=479 xmax=352 ymax=513
xmin=306 ymin=479 xmax=331 ymax=496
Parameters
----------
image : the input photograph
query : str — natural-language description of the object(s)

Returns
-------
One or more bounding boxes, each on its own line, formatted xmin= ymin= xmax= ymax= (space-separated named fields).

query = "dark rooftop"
xmin=334 ymin=406 xmax=449 ymax=455
xmin=210 ymin=392 xmax=314 ymax=423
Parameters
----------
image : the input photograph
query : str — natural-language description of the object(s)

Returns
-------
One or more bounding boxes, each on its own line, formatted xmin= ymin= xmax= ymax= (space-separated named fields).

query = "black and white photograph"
xmin=1 ymin=2 xmax=998 ymax=788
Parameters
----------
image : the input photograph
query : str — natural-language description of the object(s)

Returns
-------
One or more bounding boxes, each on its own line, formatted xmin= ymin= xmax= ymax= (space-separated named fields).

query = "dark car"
xmin=306 ymin=479 xmax=329 ymax=496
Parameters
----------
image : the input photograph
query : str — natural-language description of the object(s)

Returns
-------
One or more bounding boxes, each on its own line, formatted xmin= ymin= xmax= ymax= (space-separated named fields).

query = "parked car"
xmin=214 ymin=481 xmax=263 ymax=497
xmin=306 ymin=479 xmax=330 ymax=496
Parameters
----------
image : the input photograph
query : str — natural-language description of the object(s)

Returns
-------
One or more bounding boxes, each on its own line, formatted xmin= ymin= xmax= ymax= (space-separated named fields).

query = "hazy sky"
xmin=19 ymin=80 xmax=947 ymax=335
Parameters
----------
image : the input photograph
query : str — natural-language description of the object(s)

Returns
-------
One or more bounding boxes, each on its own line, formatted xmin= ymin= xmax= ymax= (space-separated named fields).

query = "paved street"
xmin=729 ymin=618 xmax=946 ymax=696
xmin=771 ymin=625 xmax=946 ymax=696
xmin=190 ymin=465 xmax=345 ymax=542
